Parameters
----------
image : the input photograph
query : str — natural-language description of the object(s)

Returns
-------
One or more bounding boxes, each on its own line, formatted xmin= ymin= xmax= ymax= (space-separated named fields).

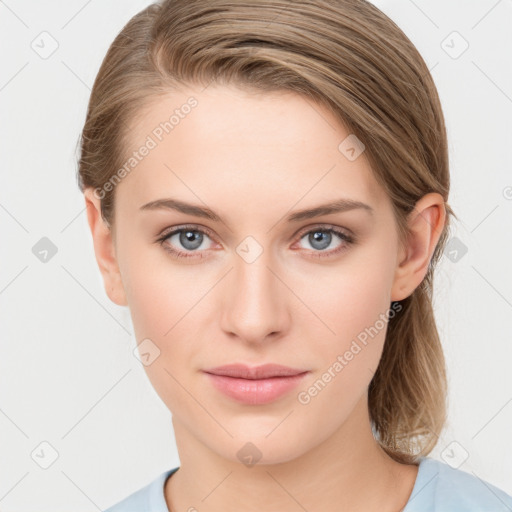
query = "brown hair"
xmin=77 ymin=0 xmax=457 ymax=464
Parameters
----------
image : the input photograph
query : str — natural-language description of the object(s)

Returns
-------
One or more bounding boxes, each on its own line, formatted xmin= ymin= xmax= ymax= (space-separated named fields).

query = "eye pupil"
xmin=309 ymin=230 xmax=331 ymax=250
xmin=180 ymin=230 xmax=203 ymax=250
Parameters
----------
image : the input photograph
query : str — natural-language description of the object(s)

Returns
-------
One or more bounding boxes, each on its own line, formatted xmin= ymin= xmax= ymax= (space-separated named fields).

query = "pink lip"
xmin=202 ymin=364 xmax=310 ymax=405
xmin=203 ymin=363 xmax=308 ymax=379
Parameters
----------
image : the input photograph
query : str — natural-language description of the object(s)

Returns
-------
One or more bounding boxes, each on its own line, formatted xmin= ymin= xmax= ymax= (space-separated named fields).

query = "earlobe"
xmin=391 ymin=193 xmax=446 ymax=302
xmin=83 ymin=188 xmax=128 ymax=307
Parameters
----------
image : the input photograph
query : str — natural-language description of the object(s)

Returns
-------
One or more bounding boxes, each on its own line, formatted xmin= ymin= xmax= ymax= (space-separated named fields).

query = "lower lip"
xmin=204 ymin=372 xmax=309 ymax=405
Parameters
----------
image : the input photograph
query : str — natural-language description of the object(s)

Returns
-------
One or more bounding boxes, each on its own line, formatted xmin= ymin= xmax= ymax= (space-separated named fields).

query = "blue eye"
xmin=157 ymin=226 xmax=215 ymax=259
xmin=297 ymin=227 xmax=354 ymax=256
xmin=301 ymin=228 xmax=351 ymax=253
xmin=156 ymin=224 xmax=355 ymax=260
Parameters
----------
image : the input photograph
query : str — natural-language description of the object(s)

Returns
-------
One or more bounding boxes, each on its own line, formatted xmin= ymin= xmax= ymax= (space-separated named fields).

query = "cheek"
xmin=298 ymin=244 xmax=395 ymax=340
xmin=296 ymin=243 xmax=396 ymax=392
xmin=119 ymin=248 xmax=213 ymax=406
xmin=120 ymin=240 xmax=199 ymax=338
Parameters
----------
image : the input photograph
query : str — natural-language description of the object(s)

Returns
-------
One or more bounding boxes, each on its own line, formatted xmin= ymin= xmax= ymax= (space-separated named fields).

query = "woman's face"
xmin=107 ymin=84 xmax=406 ymax=464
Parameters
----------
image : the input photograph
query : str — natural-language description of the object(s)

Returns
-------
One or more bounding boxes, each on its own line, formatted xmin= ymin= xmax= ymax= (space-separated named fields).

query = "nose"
xmin=219 ymin=248 xmax=290 ymax=345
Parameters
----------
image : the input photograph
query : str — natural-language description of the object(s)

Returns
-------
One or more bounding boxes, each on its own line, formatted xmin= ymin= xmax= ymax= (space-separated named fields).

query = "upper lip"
xmin=203 ymin=363 xmax=309 ymax=380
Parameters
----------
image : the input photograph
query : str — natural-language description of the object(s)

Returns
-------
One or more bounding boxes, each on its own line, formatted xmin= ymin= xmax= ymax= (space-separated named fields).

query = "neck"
xmin=165 ymin=394 xmax=418 ymax=512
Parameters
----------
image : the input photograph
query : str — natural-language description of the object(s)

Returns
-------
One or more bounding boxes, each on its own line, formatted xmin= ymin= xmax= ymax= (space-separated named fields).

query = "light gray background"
xmin=1 ymin=0 xmax=511 ymax=510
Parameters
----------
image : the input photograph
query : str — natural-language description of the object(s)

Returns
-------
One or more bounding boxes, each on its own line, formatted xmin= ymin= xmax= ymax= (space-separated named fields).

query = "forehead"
xmin=117 ymin=84 xmax=389 ymax=213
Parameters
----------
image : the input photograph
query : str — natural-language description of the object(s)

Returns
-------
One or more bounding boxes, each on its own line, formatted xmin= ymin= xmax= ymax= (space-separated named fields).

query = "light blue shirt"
xmin=103 ymin=456 xmax=512 ymax=511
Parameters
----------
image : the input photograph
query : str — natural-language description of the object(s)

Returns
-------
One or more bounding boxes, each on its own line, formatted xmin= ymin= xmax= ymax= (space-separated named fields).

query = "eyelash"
xmin=155 ymin=224 xmax=355 ymax=260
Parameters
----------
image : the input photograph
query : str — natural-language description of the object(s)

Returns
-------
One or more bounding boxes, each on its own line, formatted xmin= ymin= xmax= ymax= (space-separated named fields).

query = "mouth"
xmin=202 ymin=363 xmax=310 ymax=405
xmin=203 ymin=363 xmax=308 ymax=379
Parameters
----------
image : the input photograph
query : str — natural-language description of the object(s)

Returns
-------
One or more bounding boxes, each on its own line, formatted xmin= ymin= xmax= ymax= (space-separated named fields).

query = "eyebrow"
xmin=139 ymin=197 xmax=374 ymax=222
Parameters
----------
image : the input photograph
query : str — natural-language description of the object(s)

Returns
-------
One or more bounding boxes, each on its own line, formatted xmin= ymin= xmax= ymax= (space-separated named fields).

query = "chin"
xmin=208 ymin=428 xmax=312 ymax=468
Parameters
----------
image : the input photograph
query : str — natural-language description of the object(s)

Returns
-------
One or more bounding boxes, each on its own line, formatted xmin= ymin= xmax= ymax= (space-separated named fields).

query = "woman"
xmin=78 ymin=0 xmax=512 ymax=510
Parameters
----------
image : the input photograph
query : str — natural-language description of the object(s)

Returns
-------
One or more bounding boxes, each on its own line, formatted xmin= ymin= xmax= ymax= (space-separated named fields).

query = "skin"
xmin=84 ymin=84 xmax=446 ymax=512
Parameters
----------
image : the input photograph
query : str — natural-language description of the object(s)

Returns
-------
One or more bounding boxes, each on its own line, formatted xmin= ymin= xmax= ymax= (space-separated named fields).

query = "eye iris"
xmin=309 ymin=231 xmax=331 ymax=250
xmin=180 ymin=230 xmax=203 ymax=250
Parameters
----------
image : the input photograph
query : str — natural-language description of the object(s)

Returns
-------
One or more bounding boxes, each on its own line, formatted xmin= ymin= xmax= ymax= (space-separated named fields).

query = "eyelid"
xmin=156 ymin=222 xmax=355 ymax=259
xmin=156 ymin=222 xmax=353 ymax=243
xmin=156 ymin=223 xmax=217 ymax=242
xmin=294 ymin=222 xmax=354 ymax=239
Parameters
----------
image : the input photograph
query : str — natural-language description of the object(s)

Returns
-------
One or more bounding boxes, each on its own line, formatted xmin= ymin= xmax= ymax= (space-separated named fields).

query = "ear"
xmin=83 ymin=188 xmax=128 ymax=306
xmin=391 ymin=192 xmax=446 ymax=302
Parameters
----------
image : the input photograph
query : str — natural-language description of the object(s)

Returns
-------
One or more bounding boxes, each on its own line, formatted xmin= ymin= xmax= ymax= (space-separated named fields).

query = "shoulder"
xmin=405 ymin=456 xmax=512 ymax=512
xmin=103 ymin=467 xmax=179 ymax=512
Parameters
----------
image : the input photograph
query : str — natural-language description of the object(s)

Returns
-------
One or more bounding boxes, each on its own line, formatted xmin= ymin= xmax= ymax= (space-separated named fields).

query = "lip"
xmin=202 ymin=364 xmax=310 ymax=405
xmin=203 ymin=363 xmax=308 ymax=379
